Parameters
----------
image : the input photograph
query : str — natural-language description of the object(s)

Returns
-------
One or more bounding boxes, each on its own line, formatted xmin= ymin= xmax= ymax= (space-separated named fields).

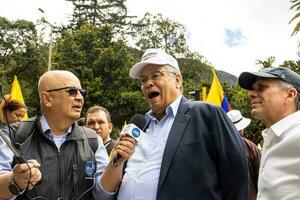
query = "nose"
xmin=75 ymin=90 xmax=84 ymax=101
xmin=94 ymin=122 xmax=100 ymax=130
xmin=142 ymin=79 xmax=154 ymax=88
xmin=248 ymin=90 xmax=257 ymax=100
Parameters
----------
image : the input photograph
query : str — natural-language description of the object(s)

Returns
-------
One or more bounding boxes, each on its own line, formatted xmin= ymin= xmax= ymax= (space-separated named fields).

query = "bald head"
xmin=38 ymin=70 xmax=84 ymax=133
xmin=38 ymin=70 xmax=80 ymax=95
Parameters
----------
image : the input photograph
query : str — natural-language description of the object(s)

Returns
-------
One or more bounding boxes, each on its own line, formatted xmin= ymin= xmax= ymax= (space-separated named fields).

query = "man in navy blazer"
xmin=116 ymin=49 xmax=248 ymax=200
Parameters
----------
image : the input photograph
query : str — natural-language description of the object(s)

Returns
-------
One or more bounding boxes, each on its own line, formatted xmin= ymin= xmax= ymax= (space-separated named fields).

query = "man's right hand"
xmin=12 ymin=159 xmax=42 ymax=190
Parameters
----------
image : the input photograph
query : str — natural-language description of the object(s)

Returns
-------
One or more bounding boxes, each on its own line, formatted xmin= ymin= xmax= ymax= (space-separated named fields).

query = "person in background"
xmin=115 ymin=48 xmax=248 ymax=199
xmin=238 ymin=67 xmax=300 ymax=200
xmin=227 ymin=109 xmax=261 ymax=200
xmin=0 ymin=95 xmax=28 ymax=199
xmin=85 ymin=106 xmax=116 ymax=156
xmin=77 ymin=117 xmax=86 ymax=126
xmin=0 ymin=94 xmax=27 ymax=125
xmin=0 ymin=70 xmax=136 ymax=200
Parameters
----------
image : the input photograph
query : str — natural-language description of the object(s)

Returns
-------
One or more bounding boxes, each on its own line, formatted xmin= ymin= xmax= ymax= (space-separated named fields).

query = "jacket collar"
xmin=157 ymin=96 xmax=191 ymax=191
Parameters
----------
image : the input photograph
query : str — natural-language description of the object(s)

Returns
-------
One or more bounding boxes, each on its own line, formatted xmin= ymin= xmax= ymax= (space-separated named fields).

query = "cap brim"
xmin=130 ymin=59 xmax=170 ymax=79
xmin=238 ymin=71 xmax=278 ymax=90
xmin=235 ymin=118 xmax=251 ymax=131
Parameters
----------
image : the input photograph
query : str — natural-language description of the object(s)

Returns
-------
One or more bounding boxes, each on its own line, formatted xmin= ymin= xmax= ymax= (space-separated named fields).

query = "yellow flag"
xmin=10 ymin=75 xmax=28 ymax=120
xmin=202 ymin=87 xmax=207 ymax=101
xmin=206 ymin=68 xmax=231 ymax=112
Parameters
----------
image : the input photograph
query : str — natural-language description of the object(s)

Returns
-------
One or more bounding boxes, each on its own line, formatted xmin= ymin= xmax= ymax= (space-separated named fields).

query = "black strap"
xmin=14 ymin=115 xmax=40 ymax=149
xmin=79 ymin=126 xmax=98 ymax=154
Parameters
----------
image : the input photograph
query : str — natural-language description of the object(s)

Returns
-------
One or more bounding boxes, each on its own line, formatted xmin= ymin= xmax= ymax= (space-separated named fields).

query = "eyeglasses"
xmin=140 ymin=70 xmax=177 ymax=86
xmin=46 ymin=87 xmax=87 ymax=98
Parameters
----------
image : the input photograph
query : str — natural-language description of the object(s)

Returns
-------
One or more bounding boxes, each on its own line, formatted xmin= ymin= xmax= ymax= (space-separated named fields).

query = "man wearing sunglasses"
xmin=0 ymin=70 xmax=136 ymax=199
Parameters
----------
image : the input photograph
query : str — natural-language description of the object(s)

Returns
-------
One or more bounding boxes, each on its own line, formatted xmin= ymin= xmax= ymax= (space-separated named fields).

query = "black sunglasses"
xmin=46 ymin=87 xmax=87 ymax=98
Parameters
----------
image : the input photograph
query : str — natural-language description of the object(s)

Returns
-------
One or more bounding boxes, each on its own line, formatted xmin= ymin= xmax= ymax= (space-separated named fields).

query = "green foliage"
xmin=289 ymin=0 xmax=300 ymax=36
xmin=0 ymin=17 xmax=45 ymax=116
xmin=132 ymin=13 xmax=189 ymax=57
xmin=54 ymin=23 xmax=148 ymax=134
xmin=67 ymin=0 xmax=133 ymax=31
xmin=280 ymin=59 xmax=300 ymax=74
xmin=256 ymin=56 xmax=275 ymax=69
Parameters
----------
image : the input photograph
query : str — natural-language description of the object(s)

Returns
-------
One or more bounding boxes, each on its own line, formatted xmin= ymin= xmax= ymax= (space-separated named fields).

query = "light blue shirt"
xmin=0 ymin=123 xmax=14 ymax=173
xmin=117 ymin=95 xmax=182 ymax=200
xmin=0 ymin=115 xmax=113 ymax=200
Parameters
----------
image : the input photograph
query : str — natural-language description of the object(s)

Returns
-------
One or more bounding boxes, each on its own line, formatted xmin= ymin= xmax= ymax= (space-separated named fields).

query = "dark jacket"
xmin=13 ymin=122 xmax=97 ymax=200
xmin=156 ymin=97 xmax=249 ymax=200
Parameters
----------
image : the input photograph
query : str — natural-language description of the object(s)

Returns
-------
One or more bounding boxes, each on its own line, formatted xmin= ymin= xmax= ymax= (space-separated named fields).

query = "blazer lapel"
xmin=157 ymin=97 xmax=191 ymax=191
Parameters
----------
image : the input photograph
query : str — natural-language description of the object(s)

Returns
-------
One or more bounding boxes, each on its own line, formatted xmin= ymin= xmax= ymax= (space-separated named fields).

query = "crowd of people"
xmin=0 ymin=48 xmax=299 ymax=200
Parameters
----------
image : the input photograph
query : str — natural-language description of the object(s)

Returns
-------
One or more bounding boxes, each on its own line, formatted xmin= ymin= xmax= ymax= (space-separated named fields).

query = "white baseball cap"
xmin=130 ymin=48 xmax=180 ymax=79
xmin=227 ymin=110 xmax=251 ymax=131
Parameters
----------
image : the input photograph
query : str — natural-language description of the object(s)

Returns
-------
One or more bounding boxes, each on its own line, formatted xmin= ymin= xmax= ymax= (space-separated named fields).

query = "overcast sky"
xmin=1 ymin=0 xmax=299 ymax=76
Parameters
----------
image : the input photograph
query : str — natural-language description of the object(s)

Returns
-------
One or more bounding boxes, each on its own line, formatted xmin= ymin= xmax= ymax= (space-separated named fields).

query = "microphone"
xmin=112 ymin=114 xmax=147 ymax=166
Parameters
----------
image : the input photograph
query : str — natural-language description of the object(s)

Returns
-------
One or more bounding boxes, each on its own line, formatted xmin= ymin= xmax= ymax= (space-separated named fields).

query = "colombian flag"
xmin=206 ymin=68 xmax=231 ymax=112
xmin=10 ymin=75 xmax=28 ymax=120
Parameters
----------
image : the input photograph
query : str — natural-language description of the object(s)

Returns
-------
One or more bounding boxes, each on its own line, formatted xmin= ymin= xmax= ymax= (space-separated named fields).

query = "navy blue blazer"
xmin=156 ymin=97 xmax=248 ymax=200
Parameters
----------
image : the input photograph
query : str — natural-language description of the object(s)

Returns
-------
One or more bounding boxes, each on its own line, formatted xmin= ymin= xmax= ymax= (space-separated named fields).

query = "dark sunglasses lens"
xmin=68 ymin=88 xmax=78 ymax=96
xmin=79 ymin=89 xmax=87 ymax=98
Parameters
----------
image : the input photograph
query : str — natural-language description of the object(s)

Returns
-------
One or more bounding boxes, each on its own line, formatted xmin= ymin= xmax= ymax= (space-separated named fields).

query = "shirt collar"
xmin=266 ymin=111 xmax=300 ymax=137
xmin=41 ymin=115 xmax=73 ymax=137
xmin=146 ymin=95 xmax=182 ymax=121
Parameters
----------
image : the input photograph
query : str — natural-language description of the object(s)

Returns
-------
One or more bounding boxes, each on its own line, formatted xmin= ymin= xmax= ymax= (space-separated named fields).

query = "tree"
xmin=256 ymin=56 xmax=275 ymax=69
xmin=54 ymin=23 xmax=148 ymax=136
xmin=0 ymin=17 xmax=45 ymax=115
xmin=132 ymin=13 xmax=189 ymax=57
xmin=66 ymin=0 xmax=133 ymax=31
xmin=289 ymin=0 xmax=300 ymax=36
xmin=280 ymin=60 xmax=300 ymax=74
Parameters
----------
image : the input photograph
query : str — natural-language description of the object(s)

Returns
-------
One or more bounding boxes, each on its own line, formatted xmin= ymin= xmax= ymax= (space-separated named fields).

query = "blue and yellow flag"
xmin=206 ymin=68 xmax=231 ymax=112
xmin=10 ymin=75 xmax=28 ymax=120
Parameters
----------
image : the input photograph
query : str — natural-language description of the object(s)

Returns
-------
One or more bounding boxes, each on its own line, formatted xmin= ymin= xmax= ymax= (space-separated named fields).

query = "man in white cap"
xmin=238 ymin=67 xmax=300 ymax=200
xmin=115 ymin=48 xmax=249 ymax=199
xmin=227 ymin=110 xmax=261 ymax=200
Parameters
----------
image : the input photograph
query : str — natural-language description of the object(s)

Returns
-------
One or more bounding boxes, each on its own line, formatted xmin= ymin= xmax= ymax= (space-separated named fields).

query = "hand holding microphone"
xmin=112 ymin=114 xmax=147 ymax=167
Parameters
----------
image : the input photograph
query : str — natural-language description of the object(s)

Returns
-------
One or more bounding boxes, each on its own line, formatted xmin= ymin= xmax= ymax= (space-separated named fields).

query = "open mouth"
xmin=148 ymin=91 xmax=160 ymax=99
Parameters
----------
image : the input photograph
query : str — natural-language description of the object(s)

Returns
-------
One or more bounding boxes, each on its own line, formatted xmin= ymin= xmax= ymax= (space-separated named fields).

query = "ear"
xmin=286 ymin=88 xmax=298 ymax=103
xmin=108 ymin=122 xmax=113 ymax=133
xmin=40 ymin=91 xmax=52 ymax=108
xmin=175 ymin=74 xmax=182 ymax=89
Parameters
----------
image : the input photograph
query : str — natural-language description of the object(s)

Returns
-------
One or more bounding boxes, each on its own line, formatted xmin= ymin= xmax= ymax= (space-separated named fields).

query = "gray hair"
xmin=163 ymin=65 xmax=183 ymax=92
xmin=277 ymin=80 xmax=300 ymax=110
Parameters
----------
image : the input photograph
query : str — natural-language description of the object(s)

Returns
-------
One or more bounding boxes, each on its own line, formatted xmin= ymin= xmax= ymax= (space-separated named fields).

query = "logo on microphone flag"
xmin=121 ymin=124 xmax=144 ymax=142
xmin=206 ymin=68 xmax=231 ymax=112
xmin=10 ymin=75 xmax=28 ymax=120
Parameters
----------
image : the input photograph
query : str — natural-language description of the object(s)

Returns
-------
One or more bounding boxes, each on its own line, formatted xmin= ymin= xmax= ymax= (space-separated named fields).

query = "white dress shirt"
xmin=257 ymin=111 xmax=300 ymax=200
xmin=117 ymin=95 xmax=182 ymax=200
